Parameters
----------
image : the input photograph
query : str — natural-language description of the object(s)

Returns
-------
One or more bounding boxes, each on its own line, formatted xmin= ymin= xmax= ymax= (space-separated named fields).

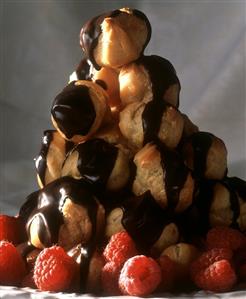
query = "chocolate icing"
xmin=140 ymin=55 xmax=180 ymax=145
xmin=142 ymin=98 xmax=169 ymax=145
xmin=137 ymin=55 xmax=180 ymax=102
xmin=157 ymin=142 xmax=190 ymax=210
xmin=80 ymin=9 xmax=151 ymax=70
xmin=122 ymin=191 xmax=173 ymax=251
xmin=186 ymin=132 xmax=214 ymax=178
xmin=73 ymin=138 xmax=118 ymax=189
xmin=51 ymin=83 xmax=96 ymax=139
xmin=19 ymin=177 xmax=98 ymax=248
xmin=19 ymin=176 xmax=99 ymax=291
xmin=75 ymin=58 xmax=94 ymax=81
xmin=35 ymin=130 xmax=74 ymax=186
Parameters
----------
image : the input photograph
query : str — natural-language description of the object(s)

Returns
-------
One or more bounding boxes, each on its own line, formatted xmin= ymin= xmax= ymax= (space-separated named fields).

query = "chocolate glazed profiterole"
xmin=119 ymin=56 xmax=183 ymax=151
xmin=19 ymin=176 xmax=105 ymax=251
xmin=35 ymin=130 xmax=74 ymax=188
xmin=80 ymin=8 xmax=151 ymax=69
xmin=133 ymin=142 xmax=194 ymax=213
xmin=182 ymin=131 xmax=227 ymax=180
xmin=62 ymin=138 xmax=131 ymax=192
xmin=51 ymin=80 xmax=112 ymax=143
xmin=119 ymin=55 xmax=181 ymax=108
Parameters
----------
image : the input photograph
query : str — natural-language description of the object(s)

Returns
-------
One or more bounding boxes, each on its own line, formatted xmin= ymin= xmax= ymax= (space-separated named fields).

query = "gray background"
xmin=0 ymin=0 xmax=246 ymax=215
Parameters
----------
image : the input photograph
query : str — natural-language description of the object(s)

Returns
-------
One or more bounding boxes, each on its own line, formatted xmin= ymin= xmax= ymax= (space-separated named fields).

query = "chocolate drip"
xmin=19 ymin=177 xmax=98 ymax=250
xmin=35 ymin=130 xmax=74 ymax=186
xmin=142 ymin=99 xmax=168 ymax=144
xmin=221 ymin=177 xmax=244 ymax=229
xmin=158 ymin=142 xmax=189 ymax=210
xmin=122 ymin=192 xmax=172 ymax=251
xmin=140 ymin=55 xmax=180 ymax=145
xmin=51 ymin=83 xmax=96 ymax=139
xmin=228 ymin=176 xmax=246 ymax=201
xmin=75 ymin=138 xmax=118 ymax=189
xmin=189 ymin=132 xmax=214 ymax=178
xmin=137 ymin=55 xmax=180 ymax=101
xmin=80 ymin=9 xmax=151 ymax=70
xmin=35 ymin=130 xmax=54 ymax=186
xmin=75 ymin=58 xmax=94 ymax=81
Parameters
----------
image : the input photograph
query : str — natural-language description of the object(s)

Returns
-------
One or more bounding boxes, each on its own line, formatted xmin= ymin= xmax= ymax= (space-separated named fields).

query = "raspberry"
xmin=103 ymin=231 xmax=138 ymax=266
xmin=34 ymin=245 xmax=76 ymax=292
xmin=101 ymin=262 xmax=121 ymax=295
xmin=193 ymin=259 xmax=237 ymax=292
xmin=21 ymin=272 xmax=37 ymax=289
xmin=190 ymin=247 xmax=233 ymax=280
xmin=157 ymin=255 xmax=176 ymax=291
xmin=206 ymin=227 xmax=245 ymax=251
xmin=119 ymin=255 xmax=161 ymax=296
xmin=0 ymin=215 xmax=24 ymax=245
xmin=0 ymin=240 xmax=26 ymax=285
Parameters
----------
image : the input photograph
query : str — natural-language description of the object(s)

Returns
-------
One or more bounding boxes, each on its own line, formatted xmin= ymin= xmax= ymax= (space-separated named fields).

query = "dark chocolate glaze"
xmin=51 ymin=83 xmax=96 ymax=139
xmin=178 ymin=179 xmax=216 ymax=239
xmin=140 ymin=55 xmax=180 ymax=145
xmin=34 ymin=130 xmax=74 ymax=186
xmin=137 ymin=55 xmax=180 ymax=102
xmin=19 ymin=176 xmax=98 ymax=249
xmin=187 ymin=132 xmax=214 ymax=178
xmin=74 ymin=138 xmax=118 ymax=189
xmin=142 ymin=98 xmax=169 ymax=144
xmin=157 ymin=142 xmax=190 ymax=210
xmin=122 ymin=191 xmax=173 ymax=251
xmin=219 ymin=176 xmax=246 ymax=229
xmin=80 ymin=9 xmax=151 ymax=70
xmin=228 ymin=176 xmax=246 ymax=201
xmin=75 ymin=58 xmax=94 ymax=81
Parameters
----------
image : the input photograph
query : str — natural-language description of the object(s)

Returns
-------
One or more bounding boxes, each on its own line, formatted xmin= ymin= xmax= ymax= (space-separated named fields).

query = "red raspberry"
xmin=0 ymin=240 xmax=26 ymax=285
xmin=101 ymin=262 xmax=121 ymax=295
xmin=190 ymin=247 xmax=233 ymax=280
xmin=206 ymin=227 xmax=245 ymax=251
xmin=34 ymin=245 xmax=76 ymax=292
xmin=193 ymin=259 xmax=236 ymax=292
xmin=0 ymin=215 xmax=24 ymax=245
xmin=119 ymin=255 xmax=161 ymax=296
xmin=103 ymin=231 xmax=138 ymax=266
xmin=21 ymin=272 xmax=37 ymax=289
xmin=157 ymin=255 xmax=176 ymax=291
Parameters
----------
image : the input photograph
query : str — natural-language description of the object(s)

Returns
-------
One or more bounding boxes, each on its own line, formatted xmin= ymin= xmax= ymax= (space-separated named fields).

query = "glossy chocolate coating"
xmin=157 ymin=142 xmax=190 ymax=210
xmin=140 ymin=55 xmax=180 ymax=145
xmin=122 ymin=192 xmax=173 ymax=250
xmin=19 ymin=177 xmax=98 ymax=249
xmin=188 ymin=132 xmax=214 ymax=178
xmin=35 ymin=130 xmax=74 ymax=186
xmin=138 ymin=55 xmax=180 ymax=102
xmin=51 ymin=82 xmax=96 ymax=139
xmin=80 ymin=9 xmax=151 ymax=70
xmin=73 ymin=138 xmax=118 ymax=189
xmin=75 ymin=58 xmax=94 ymax=81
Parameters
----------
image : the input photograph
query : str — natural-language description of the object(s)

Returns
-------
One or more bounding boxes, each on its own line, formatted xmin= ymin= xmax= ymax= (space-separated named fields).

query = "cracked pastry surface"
xmin=119 ymin=101 xmax=184 ymax=152
xmin=132 ymin=143 xmax=194 ymax=213
xmin=182 ymin=131 xmax=227 ymax=180
xmin=119 ymin=55 xmax=180 ymax=108
xmin=80 ymin=8 xmax=151 ymax=69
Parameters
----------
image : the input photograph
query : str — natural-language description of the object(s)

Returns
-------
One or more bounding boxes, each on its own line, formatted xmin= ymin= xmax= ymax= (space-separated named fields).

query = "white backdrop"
xmin=0 ymin=0 xmax=245 ymax=215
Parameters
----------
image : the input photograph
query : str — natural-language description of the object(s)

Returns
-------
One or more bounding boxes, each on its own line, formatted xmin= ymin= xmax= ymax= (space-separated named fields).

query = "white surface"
xmin=0 ymin=286 xmax=246 ymax=299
